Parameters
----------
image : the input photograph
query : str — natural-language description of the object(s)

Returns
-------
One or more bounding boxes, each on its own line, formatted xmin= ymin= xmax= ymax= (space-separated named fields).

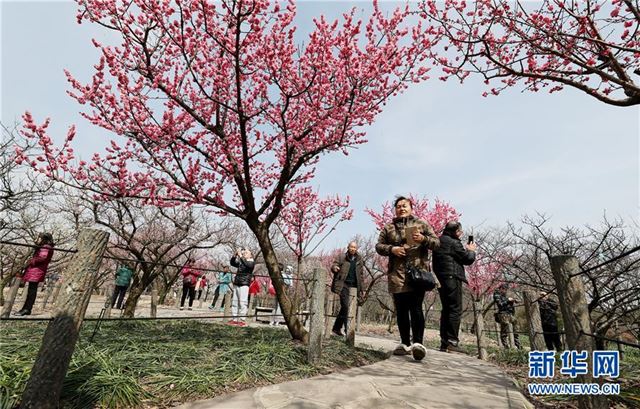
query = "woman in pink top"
xmin=14 ymin=233 xmax=54 ymax=316
xmin=180 ymin=258 xmax=201 ymax=310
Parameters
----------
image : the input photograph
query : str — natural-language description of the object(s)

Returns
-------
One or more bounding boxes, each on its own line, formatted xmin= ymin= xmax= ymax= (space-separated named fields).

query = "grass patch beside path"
xmin=0 ymin=320 xmax=386 ymax=409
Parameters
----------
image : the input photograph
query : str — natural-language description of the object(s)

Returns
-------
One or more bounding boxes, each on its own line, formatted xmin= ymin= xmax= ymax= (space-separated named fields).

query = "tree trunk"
xmin=523 ymin=290 xmax=545 ymax=351
xmin=157 ymin=280 xmax=169 ymax=305
xmin=123 ymin=281 xmax=144 ymax=318
xmin=20 ymin=229 xmax=109 ymax=409
xmin=550 ymin=255 xmax=607 ymax=409
xmin=472 ymin=300 xmax=488 ymax=360
xmin=253 ymin=223 xmax=308 ymax=343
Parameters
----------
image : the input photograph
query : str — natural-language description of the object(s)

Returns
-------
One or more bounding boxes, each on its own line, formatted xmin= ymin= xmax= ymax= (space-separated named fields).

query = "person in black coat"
xmin=230 ymin=249 xmax=255 ymax=326
xmin=432 ymin=221 xmax=476 ymax=353
xmin=539 ymin=292 xmax=563 ymax=351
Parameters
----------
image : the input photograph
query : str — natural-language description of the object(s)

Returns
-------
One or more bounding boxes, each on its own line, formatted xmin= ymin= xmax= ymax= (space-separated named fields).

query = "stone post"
xmin=550 ymin=255 xmax=607 ymax=409
xmin=307 ymin=268 xmax=326 ymax=364
xmin=20 ymin=229 xmax=109 ymax=409
xmin=523 ymin=290 xmax=545 ymax=351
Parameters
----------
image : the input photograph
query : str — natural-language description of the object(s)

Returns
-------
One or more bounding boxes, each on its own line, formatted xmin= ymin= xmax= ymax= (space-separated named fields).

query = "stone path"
xmin=175 ymin=335 xmax=533 ymax=409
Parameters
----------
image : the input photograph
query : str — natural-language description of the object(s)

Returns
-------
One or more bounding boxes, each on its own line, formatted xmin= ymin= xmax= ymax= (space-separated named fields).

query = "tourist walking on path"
xmin=14 ymin=233 xmax=55 ymax=316
xmin=375 ymin=196 xmax=440 ymax=361
xmin=539 ymin=291 xmax=563 ymax=351
xmin=432 ymin=221 xmax=476 ymax=353
xmin=180 ymin=258 xmax=201 ymax=310
xmin=493 ymin=283 xmax=522 ymax=349
xmin=209 ymin=266 xmax=233 ymax=311
xmin=230 ymin=249 xmax=255 ymax=326
xmin=111 ymin=264 xmax=134 ymax=310
xmin=330 ymin=242 xmax=365 ymax=337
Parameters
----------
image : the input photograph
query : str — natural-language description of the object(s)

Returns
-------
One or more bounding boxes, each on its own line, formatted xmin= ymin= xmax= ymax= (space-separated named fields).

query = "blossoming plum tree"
xmin=17 ymin=0 xmax=437 ymax=342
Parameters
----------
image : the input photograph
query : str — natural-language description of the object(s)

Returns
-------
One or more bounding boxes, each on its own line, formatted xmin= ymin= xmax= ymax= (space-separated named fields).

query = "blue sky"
xmin=2 ymin=1 xmax=638 ymax=252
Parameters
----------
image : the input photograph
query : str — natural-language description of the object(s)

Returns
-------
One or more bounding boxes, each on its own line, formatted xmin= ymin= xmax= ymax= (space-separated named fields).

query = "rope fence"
xmin=0 ymin=239 xmax=316 ymax=282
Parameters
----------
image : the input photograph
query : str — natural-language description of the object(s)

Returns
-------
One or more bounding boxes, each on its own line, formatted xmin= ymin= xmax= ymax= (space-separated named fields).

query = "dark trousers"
xmin=20 ymin=282 xmax=39 ymax=313
xmin=197 ymin=289 xmax=203 ymax=300
xmin=498 ymin=313 xmax=522 ymax=349
xmin=332 ymin=286 xmax=354 ymax=333
xmin=438 ymin=276 xmax=463 ymax=346
xmin=210 ymin=286 xmax=221 ymax=307
xmin=393 ymin=290 xmax=426 ymax=345
xmin=111 ymin=285 xmax=128 ymax=309
xmin=542 ymin=325 xmax=563 ymax=351
xmin=181 ymin=284 xmax=195 ymax=307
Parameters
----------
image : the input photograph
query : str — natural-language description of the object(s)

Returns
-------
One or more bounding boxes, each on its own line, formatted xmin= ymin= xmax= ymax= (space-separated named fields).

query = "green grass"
xmin=0 ymin=320 xmax=386 ymax=409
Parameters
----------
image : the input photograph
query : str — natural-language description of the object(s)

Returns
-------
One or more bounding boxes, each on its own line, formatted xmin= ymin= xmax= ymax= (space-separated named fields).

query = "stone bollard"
xmin=223 ymin=292 xmax=232 ymax=322
xmin=20 ymin=229 xmax=109 ymax=409
xmin=550 ymin=255 xmax=607 ymax=409
xmin=307 ymin=268 xmax=326 ymax=364
xmin=324 ymin=291 xmax=336 ymax=340
xmin=345 ymin=287 xmax=357 ymax=347
xmin=150 ymin=281 xmax=158 ymax=318
xmin=523 ymin=290 xmax=545 ymax=351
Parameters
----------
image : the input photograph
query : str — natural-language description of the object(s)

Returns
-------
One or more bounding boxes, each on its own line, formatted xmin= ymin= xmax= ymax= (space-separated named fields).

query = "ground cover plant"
xmin=0 ymin=320 xmax=386 ymax=408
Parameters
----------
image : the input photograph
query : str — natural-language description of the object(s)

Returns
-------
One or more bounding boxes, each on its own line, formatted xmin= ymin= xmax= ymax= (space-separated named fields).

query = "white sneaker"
xmin=179 ymin=307 xmax=184 ymax=310
xmin=393 ymin=343 xmax=411 ymax=356
xmin=411 ymin=343 xmax=427 ymax=361
xmin=187 ymin=307 xmax=192 ymax=310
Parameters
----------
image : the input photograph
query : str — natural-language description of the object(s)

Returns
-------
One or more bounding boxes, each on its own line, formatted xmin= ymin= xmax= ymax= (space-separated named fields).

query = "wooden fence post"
xmin=345 ymin=287 xmax=358 ymax=347
xmin=523 ymin=290 xmax=545 ymax=351
xmin=150 ymin=280 xmax=158 ymax=318
xmin=324 ymin=291 xmax=336 ymax=339
xmin=103 ymin=284 xmax=114 ymax=318
xmin=223 ymin=291 xmax=232 ymax=322
xmin=20 ymin=229 xmax=109 ymax=409
xmin=307 ymin=268 xmax=326 ymax=364
xmin=550 ymin=255 xmax=607 ymax=409
xmin=472 ymin=300 xmax=488 ymax=360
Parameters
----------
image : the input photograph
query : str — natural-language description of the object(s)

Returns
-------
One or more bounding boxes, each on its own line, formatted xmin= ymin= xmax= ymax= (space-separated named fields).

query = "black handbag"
xmin=405 ymin=263 xmax=437 ymax=292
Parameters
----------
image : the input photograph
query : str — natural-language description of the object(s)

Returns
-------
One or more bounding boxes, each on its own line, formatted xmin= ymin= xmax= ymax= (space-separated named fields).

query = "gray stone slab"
xmin=174 ymin=335 xmax=533 ymax=409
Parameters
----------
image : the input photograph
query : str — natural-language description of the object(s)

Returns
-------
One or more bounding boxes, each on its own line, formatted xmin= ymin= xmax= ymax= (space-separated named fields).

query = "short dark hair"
xmin=39 ymin=233 xmax=54 ymax=246
xmin=393 ymin=196 xmax=413 ymax=208
xmin=443 ymin=221 xmax=462 ymax=234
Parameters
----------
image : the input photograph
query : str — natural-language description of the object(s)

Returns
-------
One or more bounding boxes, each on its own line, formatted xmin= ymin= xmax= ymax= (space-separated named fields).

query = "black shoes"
xmin=13 ymin=310 xmax=31 ymax=316
xmin=331 ymin=329 xmax=344 ymax=337
xmin=440 ymin=343 xmax=465 ymax=354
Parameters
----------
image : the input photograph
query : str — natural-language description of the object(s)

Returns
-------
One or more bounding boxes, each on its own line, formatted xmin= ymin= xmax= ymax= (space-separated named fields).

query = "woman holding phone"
xmin=375 ymin=196 xmax=440 ymax=361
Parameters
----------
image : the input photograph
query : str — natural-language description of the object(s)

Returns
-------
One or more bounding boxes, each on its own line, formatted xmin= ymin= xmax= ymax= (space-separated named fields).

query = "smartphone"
xmin=468 ymin=235 xmax=474 ymax=244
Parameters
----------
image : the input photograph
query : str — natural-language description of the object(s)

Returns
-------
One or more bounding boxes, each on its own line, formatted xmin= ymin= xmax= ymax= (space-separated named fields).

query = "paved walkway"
xmin=175 ymin=335 xmax=533 ymax=409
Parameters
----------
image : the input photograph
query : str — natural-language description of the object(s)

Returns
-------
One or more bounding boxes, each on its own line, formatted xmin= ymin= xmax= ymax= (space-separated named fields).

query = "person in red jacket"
xmin=14 ymin=233 xmax=54 ymax=316
xmin=180 ymin=258 xmax=201 ymax=310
